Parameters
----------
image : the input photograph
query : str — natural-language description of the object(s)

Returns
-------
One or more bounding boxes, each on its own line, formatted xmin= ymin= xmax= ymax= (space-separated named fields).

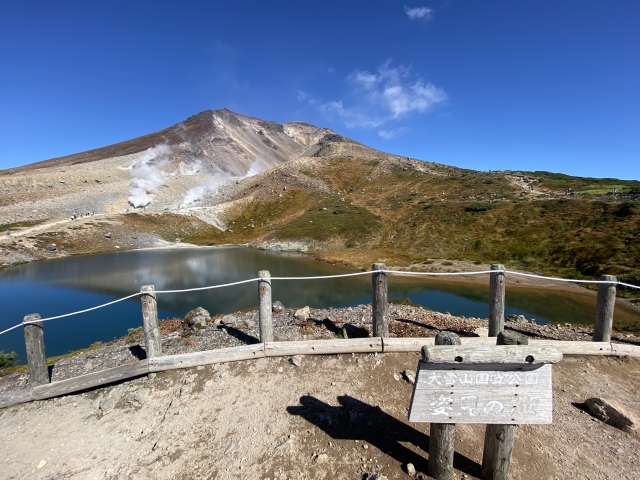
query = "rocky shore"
xmin=2 ymin=301 xmax=639 ymax=395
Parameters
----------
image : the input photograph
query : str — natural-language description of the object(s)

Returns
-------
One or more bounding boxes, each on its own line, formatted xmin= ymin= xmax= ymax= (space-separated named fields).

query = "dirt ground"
xmin=2 ymin=353 xmax=639 ymax=480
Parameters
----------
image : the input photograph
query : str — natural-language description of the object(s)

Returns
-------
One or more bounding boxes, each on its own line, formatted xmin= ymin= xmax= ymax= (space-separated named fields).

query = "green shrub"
xmin=465 ymin=203 xmax=495 ymax=212
xmin=127 ymin=326 xmax=143 ymax=335
xmin=0 ymin=350 xmax=17 ymax=368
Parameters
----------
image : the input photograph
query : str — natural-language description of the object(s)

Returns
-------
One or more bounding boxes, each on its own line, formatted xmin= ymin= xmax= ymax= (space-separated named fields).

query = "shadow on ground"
xmin=287 ymin=394 xmax=483 ymax=478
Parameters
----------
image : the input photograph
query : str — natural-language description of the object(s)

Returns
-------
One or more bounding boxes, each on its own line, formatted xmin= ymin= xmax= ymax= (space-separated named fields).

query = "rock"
xmin=472 ymin=326 xmax=489 ymax=337
xmin=369 ymin=474 xmax=388 ymax=480
xmin=37 ymin=459 xmax=47 ymax=469
xmin=585 ymin=398 xmax=638 ymax=434
xmin=124 ymin=389 xmax=148 ymax=407
xmin=104 ymin=232 xmax=112 ymax=238
xmin=294 ymin=306 xmax=310 ymax=321
xmin=245 ymin=320 xmax=256 ymax=328
xmin=83 ymin=413 xmax=99 ymax=424
xmin=314 ymin=453 xmax=329 ymax=464
xmin=272 ymin=300 xmax=285 ymax=314
xmin=393 ymin=372 xmax=401 ymax=381
xmin=99 ymin=394 xmax=118 ymax=415
xmin=44 ymin=243 xmax=57 ymax=251
xmin=405 ymin=463 xmax=416 ymax=475
xmin=403 ymin=369 xmax=416 ymax=385
xmin=225 ymin=442 xmax=240 ymax=455
xmin=221 ymin=314 xmax=237 ymax=326
xmin=183 ymin=307 xmax=211 ymax=330
xmin=290 ymin=355 xmax=302 ymax=367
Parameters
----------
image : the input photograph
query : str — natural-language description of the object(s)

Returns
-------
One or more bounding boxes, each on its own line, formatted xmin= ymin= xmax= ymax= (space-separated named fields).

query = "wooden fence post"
xmin=428 ymin=331 xmax=461 ymax=479
xmin=23 ymin=313 xmax=49 ymax=387
xmin=593 ymin=275 xmax=616 ymax=342
xmin=488 ymin=264 xmax=505 ymax=337
xmin=481 ymin=333 xmax=525 ymax=479
xmin=372 ymin=263 xmax=388 ymax=338
xmin=258 ymin=270 xmax=273 ymax=342
xmin=141 ymin=285 xmax=162 ymax=379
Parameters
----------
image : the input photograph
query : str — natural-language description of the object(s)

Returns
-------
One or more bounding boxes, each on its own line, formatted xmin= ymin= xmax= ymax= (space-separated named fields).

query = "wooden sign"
xmin=408 ymin=345 xmax=560 ymax=425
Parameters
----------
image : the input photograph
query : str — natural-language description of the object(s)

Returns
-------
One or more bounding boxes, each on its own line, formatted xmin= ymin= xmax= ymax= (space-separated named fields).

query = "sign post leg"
xmin=428 ymin=331 xmax=461 ymax=479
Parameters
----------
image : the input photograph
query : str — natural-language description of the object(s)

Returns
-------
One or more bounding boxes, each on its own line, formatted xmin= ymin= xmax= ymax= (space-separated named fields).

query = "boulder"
xmin=221 ymin=314 xmax=237 ymax=326
xmin=294 ymin=306 xmax=310 ymax=321
xmin=272 ymin=300 xmax=285 ymax=314
xmin=585 ymin=398 xmax=638 ymax=434
xmin=403 ymin=369 xmax=416 ymax=385
xmin=183 ymin=307 xmax=211 ymax=330
xmin=44 ymin=243 xmax=57 ymax=251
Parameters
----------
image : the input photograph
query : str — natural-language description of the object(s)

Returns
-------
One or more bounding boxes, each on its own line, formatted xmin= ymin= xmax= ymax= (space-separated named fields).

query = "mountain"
xmin=1 ymin=109 xmax=338 ymax=177
xmin=0 ymin=109 xmax=638 ymax=317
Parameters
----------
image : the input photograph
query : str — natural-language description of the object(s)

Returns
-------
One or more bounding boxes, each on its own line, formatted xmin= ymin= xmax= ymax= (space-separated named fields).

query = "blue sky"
xmin=0 ymin=1 xmax=638 ymax=179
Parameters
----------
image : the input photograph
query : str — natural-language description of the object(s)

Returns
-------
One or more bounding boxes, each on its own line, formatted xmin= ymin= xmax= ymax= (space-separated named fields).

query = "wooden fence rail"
xmin=2 ymin=263 xmax=633 ymax=412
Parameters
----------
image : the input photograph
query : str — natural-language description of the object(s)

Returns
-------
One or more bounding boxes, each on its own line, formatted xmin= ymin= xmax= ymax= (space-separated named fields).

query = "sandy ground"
xmin=1 ymin=353 xmax=639 ymax=480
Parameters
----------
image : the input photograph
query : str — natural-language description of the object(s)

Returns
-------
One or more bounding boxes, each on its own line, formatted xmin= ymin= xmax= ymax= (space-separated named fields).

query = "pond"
xmin=0 ymin=247 xmax=637 ymax=363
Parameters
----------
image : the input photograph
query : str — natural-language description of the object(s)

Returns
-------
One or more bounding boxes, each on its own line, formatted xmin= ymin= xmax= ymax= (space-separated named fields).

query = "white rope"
xmin=154 ymin=278 xmax=259 ymax=294
xmin=384 ymin=269 xmax=495 ymax=276
xmin=270 ymin=270 xmax=383 ymax=281
xmin=1 ymin=268 xmax=639 ymax=337
xmin=504 ymin=270 xmax=619 ymax=284
xmin=23 ymin=292 xmax=144 ymax=325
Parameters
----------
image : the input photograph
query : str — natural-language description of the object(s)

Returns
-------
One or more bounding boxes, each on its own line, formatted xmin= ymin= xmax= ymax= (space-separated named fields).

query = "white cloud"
xmin=319 ymin=60 xmax=447 ymax=128
xmin=297 ymin=90 xmax=307 ymax=101
xmin=405 ymin=6 xmax=434 ymax=20
xmin=318 ymin=100 xmax=384 ymax=128
xmin=378 ymin=127 xmax=408 ymax=140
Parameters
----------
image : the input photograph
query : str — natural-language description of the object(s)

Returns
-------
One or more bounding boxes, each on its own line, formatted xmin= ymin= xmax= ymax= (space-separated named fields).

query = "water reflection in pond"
xmin=0 ymin=247 xmax=637 ymax=362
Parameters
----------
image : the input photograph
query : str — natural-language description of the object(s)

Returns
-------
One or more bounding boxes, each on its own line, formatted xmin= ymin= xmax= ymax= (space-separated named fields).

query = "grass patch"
xmin=0 ymin=219 xmax=46 ymax=231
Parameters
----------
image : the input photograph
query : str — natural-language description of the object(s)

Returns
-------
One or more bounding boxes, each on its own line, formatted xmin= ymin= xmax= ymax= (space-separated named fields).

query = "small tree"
xmin=0 ymin=350 xmax=17 ymax=368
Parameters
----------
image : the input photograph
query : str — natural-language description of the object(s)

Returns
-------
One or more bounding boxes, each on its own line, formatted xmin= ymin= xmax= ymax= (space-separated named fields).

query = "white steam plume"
xmin=128 ymin=145 xmax=172 ymax=208
xmin=243 ymin=157 xmax=265 ymax=178
xmin=182 ymin=179 xmax=222 ymax=206
xmin=181 ymin=157 xmax=266 ymax=206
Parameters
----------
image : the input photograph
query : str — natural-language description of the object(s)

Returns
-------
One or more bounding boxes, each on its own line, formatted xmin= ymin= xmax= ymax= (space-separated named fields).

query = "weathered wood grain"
xmin=264 ymin=338 xmax=382 ymax=357
xmin=409 ymin=362 xmax=553 ymax=424
xmin=372 ymin=263 xmax=388 ymax=338
xmin=482 ymin=423 xmax=516 ymax=480
xmin=489 ymin=264 xmax=505 ymax=337
xmin=423 ymin=345 xmax=562 ymax=364
xmin=610 ymin=343 xmax=640 ymax=356
xmin=149 ymin=344 xmax=265 ymax=372
xmin=0 ymin=387 xmax=33 ymax=409
xmin=594 ymin=275 xmax=616 ymax=342
xmin=428 ymin=331 xmax=460 ymax=479
xmin=529 ymin=340 xmax=611 ymax=355
xmin=23 ymin=313 xmax=49 ymax=387
xmin=258 ymin=270 xmax=274 ymax=343
xmin=141 ymin=285 xmax=161 ymax=379
xmin=382 ymin=336 xmax=496 ymax=352
xmin=32 ymin=360 xmax=149 ymax=400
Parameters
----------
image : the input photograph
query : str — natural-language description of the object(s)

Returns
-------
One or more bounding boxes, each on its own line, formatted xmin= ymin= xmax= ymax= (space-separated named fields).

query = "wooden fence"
xmin=2 ymin=263 xmax=638 ymax=410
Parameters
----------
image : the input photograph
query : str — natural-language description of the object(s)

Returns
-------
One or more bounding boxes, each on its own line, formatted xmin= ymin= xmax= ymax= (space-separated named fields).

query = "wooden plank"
xmin=149 ymin=344 xmax=265 ymax=372
xmin=423 ymin=345 xmax=562 ymax=364
xmin=0 ymin=387 xmax=33 ymax=409
xmin=372 ymin=263 xmax=388 ymax=338
xmin=594 ymin=275 xmax=616 ymax=342
xmin=383 ymin=336 xmax=496 ymax=352
xmin=409 ymin=362 xmax=553 ymax=424
xmin=264 ymin=338 xmax=382 ymax=357
xmin=610 ymin=343 xmax=640 ymax=357
xmin=489 ymin=265 xmax=505 ymax=337
xmin=258 ymin=271 xmax=274 ymax=343
xmin=529 ymin=340 xmax=611 ymax=355
xmin=32 ymin=360 xmax=149 ymax=401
